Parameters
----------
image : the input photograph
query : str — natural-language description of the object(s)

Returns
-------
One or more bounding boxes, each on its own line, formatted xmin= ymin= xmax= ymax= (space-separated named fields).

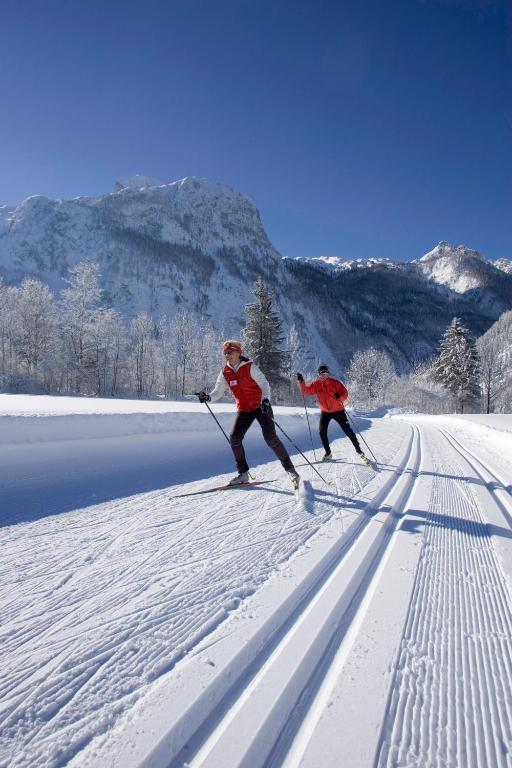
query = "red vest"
xmin=223 ymin=361 xmax=263 ymax=411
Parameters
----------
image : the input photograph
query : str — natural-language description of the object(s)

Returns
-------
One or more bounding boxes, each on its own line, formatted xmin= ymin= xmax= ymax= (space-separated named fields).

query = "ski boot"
xmin=358 ymin=452 xmax=373 ymax=468
xmin=228 ymin=471 xmax=250 ymax=486
xmin=287 ymin=470 xmax=300 ymax=491
xmin=321 ymin=452 xmax=333 ymax=462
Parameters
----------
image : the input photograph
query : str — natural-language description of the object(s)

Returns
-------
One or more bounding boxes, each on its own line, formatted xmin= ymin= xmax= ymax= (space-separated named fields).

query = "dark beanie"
xmin=317 ymin=364 xmax=329 ymax=374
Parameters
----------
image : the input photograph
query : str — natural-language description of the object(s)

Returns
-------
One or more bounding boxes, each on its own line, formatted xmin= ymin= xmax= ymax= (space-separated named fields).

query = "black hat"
xmin=317 ymin=364 xmax=329 ymax=374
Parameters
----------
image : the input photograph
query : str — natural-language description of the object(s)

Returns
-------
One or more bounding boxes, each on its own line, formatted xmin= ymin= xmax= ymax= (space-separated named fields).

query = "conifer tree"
xmin=243 ymin=278 xmax=287 ymax=387
xmin=434 ymin=317 xmax=480 ymax=413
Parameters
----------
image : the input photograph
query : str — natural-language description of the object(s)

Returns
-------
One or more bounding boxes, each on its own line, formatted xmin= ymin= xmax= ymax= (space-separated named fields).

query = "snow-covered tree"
xmin=0 ymin=279 xmax=18 ymax=377
xmin=158 ymin=313 xmax=223 ymax=398
xmin=89 ymin=308 xmax=126 ymax=396
xmin=434 ymin=317 xmax=480 ymax=413
xmin=387 ymin=358 xmax=450 ymax=414
xmin=477 ymin=310 xmax=512 ymax=413
xmin=13 ymin=278 xmax=59 ymax=380
xmin=130 ymin=313 xmax=158 ymax=397
xmin=281 ymin=325 xmax=303 ymax=403
xmin=60 ymin=261 xmax=103 ymax=393
xmin=243 ymin=278 xmax=287 ymax=387
xmin=347 ymin=347 xmax=395 ymax=408
xmin=191 ymin=320 xmax=224 ymax=392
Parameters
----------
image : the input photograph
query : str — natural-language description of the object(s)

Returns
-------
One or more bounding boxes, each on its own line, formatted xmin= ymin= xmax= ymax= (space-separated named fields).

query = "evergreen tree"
xmin=243 ymin=278 xmax=287 ymax=388
xmin=434 ymin=317 xmax=480 ymax=413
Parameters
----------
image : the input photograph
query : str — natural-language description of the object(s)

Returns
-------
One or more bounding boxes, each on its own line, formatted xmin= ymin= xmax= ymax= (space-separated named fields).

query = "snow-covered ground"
xmin=1 ymin=396 xmax=511 ymax=767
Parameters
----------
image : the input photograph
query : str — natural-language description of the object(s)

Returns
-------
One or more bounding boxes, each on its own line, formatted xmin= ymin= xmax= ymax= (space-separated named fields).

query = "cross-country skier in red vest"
xmin=197 ymin=340 xmax=300 ymax=487
xmin=297 ymin=365 xmax=371 ymax=465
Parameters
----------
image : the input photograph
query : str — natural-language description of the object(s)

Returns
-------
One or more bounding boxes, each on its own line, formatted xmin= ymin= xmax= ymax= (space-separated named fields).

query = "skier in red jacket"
xmin=197 ymin=340 xmax=300 ymax=487
xmin=297 ymin=365 xmax=370 ymax=464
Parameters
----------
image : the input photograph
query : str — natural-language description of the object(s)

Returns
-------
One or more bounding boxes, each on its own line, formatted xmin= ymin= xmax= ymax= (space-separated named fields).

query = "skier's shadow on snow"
xmin=401 ymin=509 xmax=512 ymax=540
xmin=380 ymin=463 xmax=511 ymax=496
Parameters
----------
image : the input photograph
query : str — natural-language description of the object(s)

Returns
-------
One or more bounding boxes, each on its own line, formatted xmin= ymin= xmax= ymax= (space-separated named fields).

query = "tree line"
xmin=0 ymin=262 xmax=510 ymax=413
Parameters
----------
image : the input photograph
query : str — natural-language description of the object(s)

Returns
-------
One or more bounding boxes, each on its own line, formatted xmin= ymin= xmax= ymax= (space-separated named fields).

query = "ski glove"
xmin=261 ymin=398 xmax=271 ymax=414
xmin=296 ymin=373 xmax=304 ymax=382
xmin=196 ymin=391 xmax=211 ymax=403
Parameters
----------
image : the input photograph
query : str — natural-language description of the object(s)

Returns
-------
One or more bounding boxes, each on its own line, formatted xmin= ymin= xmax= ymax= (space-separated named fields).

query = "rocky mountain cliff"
xmin=1 ymin=176 xmax=511 ymax=372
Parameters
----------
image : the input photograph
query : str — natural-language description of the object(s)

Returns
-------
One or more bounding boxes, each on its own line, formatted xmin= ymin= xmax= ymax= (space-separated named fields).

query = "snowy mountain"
xmin=1 ymin=177 xmax=511 ymax=371
xmin=495 ymin=257 xmax=512 ymax=275
xmin=414 ymin=241 xmax=501 ymax=293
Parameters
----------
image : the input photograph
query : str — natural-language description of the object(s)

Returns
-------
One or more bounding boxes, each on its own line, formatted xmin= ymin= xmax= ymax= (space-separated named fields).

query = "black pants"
xmin=230 ymin=406 xmax=295 ymax=473
xmin=319 ymin=410 xmax=361 ymax=455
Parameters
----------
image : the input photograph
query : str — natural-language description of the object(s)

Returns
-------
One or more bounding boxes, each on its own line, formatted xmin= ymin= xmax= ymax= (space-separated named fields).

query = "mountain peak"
xmin=495 ymin=258 xmax=512 ymax=275
xmin=416 ymin=241 xmax=493 ymax=294
xmin=112 ymin=175 xmax=165 ymax=193
xmin=419 ymin=241 xmax=484 ymax=264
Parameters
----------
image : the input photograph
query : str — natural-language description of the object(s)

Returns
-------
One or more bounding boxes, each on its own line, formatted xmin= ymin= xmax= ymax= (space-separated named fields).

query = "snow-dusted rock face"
xmin=494 ymin=258 xmax=512 ymax=275
xmin=0 ymin=204 xmax=15 ymax=236
xmin=415 ymin=241 xmax=495 ymax=293
xmin=0 ymin=176 xmax=281 ymax=325
xmin=1 ymin=180 xmax=511 ymax=371
xmin=292 ymin=255 xmax=395 ymax=273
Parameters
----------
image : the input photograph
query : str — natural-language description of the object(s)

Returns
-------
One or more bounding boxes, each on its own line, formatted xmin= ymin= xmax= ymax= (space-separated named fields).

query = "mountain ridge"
xmin=1 ymin=176 xmax=511 ymax=372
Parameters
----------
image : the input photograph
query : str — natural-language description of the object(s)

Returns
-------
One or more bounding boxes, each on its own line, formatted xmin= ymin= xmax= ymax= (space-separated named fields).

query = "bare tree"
xmin=347 ymin=347 xmax=395 ymax=408
xmin=477 ymin=310 xmax=512 ymax=413
xmin=60 ymin=261 xmax=102 ymax=393
xmin=13 ymin=278 xmax=59 ymax=379
xmin=130 ymin=313 xmax=157 ymax=397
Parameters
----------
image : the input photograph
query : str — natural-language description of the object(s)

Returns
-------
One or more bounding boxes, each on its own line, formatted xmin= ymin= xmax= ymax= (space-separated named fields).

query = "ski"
xmin=295 ymin=459 xmax=345 ymax=467
xmin=170 ymin=480 xmax=276 ymax=499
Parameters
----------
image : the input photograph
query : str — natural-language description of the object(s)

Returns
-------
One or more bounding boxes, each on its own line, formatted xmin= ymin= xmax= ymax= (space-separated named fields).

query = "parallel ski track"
xmin=0 ymin=423 xmax=406 ymax=767
xmin=376 ymin=425 xmax=512 ymax=768
xmin=439 ymin=427 xmax=512 ymax=528
xmin=168 ymin=426 xmax=421 ymax=768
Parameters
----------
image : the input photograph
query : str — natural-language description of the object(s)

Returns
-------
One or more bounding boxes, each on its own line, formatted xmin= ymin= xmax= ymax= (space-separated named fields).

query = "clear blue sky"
xmin=1 ymin=0 xmax=510 ymax=261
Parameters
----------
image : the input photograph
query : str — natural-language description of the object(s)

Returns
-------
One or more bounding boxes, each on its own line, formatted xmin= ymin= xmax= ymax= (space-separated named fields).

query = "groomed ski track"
xmin=1 ymin=411 xmax=512 ymax=767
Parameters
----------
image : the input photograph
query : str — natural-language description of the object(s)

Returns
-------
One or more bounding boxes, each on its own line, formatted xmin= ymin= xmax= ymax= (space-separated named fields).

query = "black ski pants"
xmin=319 ymin=409 xmax=361 ymax=455
xmin=230 ymin=406 xmax=295 ymax=473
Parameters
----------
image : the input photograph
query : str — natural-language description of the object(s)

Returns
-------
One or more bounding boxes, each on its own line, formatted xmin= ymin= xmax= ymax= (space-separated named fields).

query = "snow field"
xmin=0 ymin=400 xmax=403 ymax=767
xmin=1 ymin=398 xmax=511 ymax=767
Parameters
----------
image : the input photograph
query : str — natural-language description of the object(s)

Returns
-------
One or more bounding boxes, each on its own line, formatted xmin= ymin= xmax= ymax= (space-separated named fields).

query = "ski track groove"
xmin=375 ymin=426 xmax=512 ymax=768
xmin=164 ymin=426 xmax=419 ymax=768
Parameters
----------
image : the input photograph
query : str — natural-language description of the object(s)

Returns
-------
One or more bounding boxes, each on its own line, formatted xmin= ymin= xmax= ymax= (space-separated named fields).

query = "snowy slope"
xmin=1 ymin=396 xmax=512 ymax=767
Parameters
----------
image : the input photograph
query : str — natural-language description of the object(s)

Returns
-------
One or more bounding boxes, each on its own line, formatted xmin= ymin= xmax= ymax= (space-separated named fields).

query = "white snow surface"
xmin=1 ymin=396 xmax=512 ymax=767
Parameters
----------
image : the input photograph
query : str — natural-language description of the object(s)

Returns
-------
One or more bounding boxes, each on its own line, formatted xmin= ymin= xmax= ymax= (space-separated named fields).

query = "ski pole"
xmin=302 ymin=392 xmax=317 ymax=462
xmin=197 ymin=397 xmax=254 ymax=480
xmin=203 ymin=400 xmax=231 ymax=444
xmin=272 ymin=417 xmax=328 ymax=485
xmin=346 ymin=410 xmax=378 ymax=463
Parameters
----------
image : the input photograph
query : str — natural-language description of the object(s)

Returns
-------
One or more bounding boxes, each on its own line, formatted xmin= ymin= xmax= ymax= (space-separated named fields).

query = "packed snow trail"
xmin=77 ymin=416 xmax=512 ymax=768
xmin=1 ymin=401 xmax=512 ymax=767
xmin=0 ymin=402 xmax=401 ymax=768
xmin=376 ymin=426 xmax=512 ymax=768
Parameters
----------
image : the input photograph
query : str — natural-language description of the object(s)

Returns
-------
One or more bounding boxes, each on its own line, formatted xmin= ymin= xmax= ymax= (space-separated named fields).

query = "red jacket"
xmin=299 ymin=376 xmax=349 ymax=413
xmin=223 ymin=361 xmax=263 ymax=411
